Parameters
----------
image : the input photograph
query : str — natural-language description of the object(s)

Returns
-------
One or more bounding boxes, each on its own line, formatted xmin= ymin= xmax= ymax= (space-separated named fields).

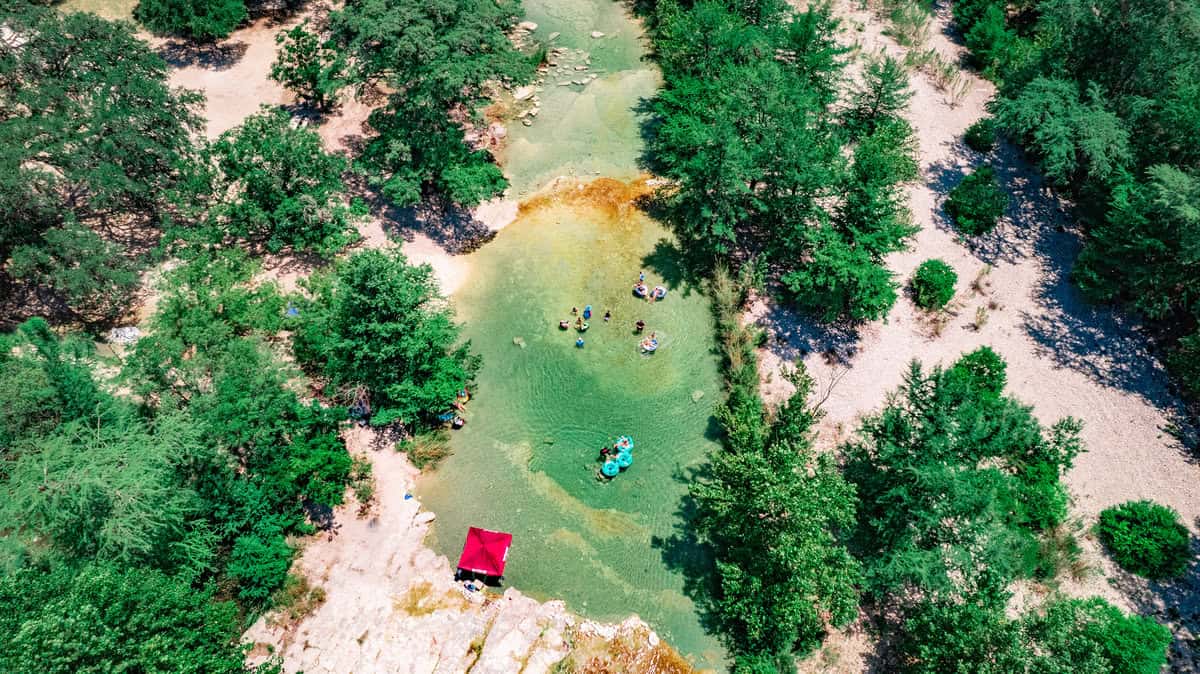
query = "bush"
xmin=964 ymin=116 xmax=997 ymax=153
xmin=945 ymin=165 xmax=1007 ymax=235
xmin=1097 ymin=500 xmax=1191 ymax=579
xmin=910 ymin=259 xmax=957 ymax=309
xmin=134 ymin=0 xmax=246 ymax=41
xmin=948 ymin=345 xmax=1007 ymax=396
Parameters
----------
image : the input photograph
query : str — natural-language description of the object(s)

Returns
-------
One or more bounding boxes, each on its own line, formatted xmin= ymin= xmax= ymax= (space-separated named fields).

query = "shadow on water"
xmin=641 ymin=237 xmax=706 ymax=297
xmin=651 ymin=463 xmax=725 ymax=641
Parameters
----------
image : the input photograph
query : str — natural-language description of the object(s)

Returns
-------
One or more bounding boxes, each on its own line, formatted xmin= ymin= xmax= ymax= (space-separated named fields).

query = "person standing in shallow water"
xmin=635 ymin=320 xmax=645 ymax=333
xmin=604 ymin=310 xmax=611 ymax=322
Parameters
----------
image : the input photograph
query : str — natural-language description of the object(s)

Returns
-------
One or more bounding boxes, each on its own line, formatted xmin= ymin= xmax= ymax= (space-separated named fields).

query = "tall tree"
xmin=292 ymin=249 xmax=480 ymax=427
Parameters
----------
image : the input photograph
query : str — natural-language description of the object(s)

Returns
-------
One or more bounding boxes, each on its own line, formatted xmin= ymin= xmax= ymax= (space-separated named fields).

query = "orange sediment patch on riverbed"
xmin=518 ymin=176 xmax=658 ymax=221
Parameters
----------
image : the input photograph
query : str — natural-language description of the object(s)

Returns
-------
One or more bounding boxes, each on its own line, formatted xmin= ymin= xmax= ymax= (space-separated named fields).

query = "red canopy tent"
xmin=456 ymin=527 xmax=513 ymax=577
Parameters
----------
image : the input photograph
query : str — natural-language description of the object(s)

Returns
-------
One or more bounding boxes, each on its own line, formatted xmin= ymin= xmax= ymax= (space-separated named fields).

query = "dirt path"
xmin=777 ymin=1 xmax=1200 ymax=670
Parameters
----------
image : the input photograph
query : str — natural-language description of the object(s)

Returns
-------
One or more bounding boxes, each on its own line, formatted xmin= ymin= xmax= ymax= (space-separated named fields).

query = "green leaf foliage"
xmin=644 ymin=0 xmax=917 ymax=323
xmin=897 ymin=594 xmax=1169 ymax=674
xmin=963 ymin=116 xmax=997 ymax=153
xmin=271 ymin=21 xmax=344 ymax=111
xmin=951 ymin=0 xmax=1200 ymax=400
xmin=0 ymin=562 xmax=268 ymax=674
xmin=293 ymin=249 xmax=480 ymax=427
xmin=910 ymin=258 xmax=957 ymax=309
xmin=0 ymin=4 xmax=204 ymax=318
xmin=945 ymin=165 xmax=1007 ymax=235
xmin=211 ymin=109 xmax=359 ymax=257
xmin=1097 ymin=500 xmax=1192 ymax=579
xmin=846 ymin=349 xmax=1083 ymax=597
xmin=693 ymin=269 xmax=860 ymax=663
xmin=134 ymin=0 xmax=247 ymax=41
xmin=325 ymin=0 xmax=535 ymax=206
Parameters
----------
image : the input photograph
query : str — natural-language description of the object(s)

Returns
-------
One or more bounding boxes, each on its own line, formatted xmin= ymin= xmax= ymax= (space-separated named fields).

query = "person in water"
xmin=604 ymin=310 xmax=611 ymax=322
xmin=572 ymin=306 xmax=578 ymax=315
xmin=576 ymin=338 xmax=585 ymax=347
xmin=583 ymin=305 xmax=592 ymax=319
xmin=639 ymin=271 xmax=645 ymax=282
xmin=635 ymin=319 xmax=645 ymax=333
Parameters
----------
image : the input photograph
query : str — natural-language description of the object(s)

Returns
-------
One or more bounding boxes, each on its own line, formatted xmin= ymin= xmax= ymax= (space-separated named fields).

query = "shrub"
xmin=910 ymin=258 xmax=957 ymax=309
xmin=945 ymin=165 xmax=1007 ymax=235
xmin=948 ymin=345 xmax=1007 ymax=396
xmin=964 ymin=116 xmax=997 ymax=153
xmin=1097 ymin=500 xmax=1191 ymax=579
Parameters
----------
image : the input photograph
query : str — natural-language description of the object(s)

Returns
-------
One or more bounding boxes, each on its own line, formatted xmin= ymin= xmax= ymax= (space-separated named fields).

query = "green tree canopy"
xmin=211 ymin=109 xmax=359 ymax=257
xmin=0 ymin=4 xmax=204 ymax=319
xmin=293 ymin=249 xmax=480 ymax=427
xmin=134 ymin=0 xmax=247 ymax=42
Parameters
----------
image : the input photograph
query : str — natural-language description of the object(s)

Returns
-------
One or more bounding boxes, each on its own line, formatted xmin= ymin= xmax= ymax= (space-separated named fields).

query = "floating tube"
xmin=576 ymin=338 xmax=585 ymax=348
xmin=583 ymin=305 xmax=593 ymax=319
xmin=633 ymin=283 xmax=648 ymax=297
xmin=616 ymin=451 xmax=633 ymax=468
xmin=652 ymin=286 xmax=667 ymax=300
xmin=616 ymin=435 xmax=634 ymax=451
xmin=577 ymin=322 xmax=589 ymax=332
xmin=641 ymin=338 xmax=659 ymax=352
xmin=601 ymin=460 xmax=620 ymax=477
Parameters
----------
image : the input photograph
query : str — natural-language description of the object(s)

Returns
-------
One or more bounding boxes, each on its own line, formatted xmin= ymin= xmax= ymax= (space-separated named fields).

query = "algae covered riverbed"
xmin=416 ymin=0 xmax=727 ymax=666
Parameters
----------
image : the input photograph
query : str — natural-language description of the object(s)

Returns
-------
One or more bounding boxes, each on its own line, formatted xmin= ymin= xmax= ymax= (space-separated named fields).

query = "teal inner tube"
xmin=616 ymin=435 xmax=634 ymax=450
xmin=601 ymin=460 xmax=620 ymax=477
xmin=616 ymin=451 xmax=633 ymax=468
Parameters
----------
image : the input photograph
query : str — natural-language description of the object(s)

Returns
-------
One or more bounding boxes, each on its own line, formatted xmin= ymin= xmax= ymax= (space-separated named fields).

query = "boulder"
xmin=513 ymin=85 xmax=535 ymax=101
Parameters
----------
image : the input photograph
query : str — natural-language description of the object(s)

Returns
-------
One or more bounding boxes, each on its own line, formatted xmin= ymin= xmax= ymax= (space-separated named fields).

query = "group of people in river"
xmin=596 ymin=435 xmax=635 ymax=479
xmin=555 ymin=272 xmax=666 ymax=351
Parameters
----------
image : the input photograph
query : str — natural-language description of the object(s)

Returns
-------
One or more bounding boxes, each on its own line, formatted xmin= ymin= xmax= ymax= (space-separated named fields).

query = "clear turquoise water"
xmin=419 ymin=198 xmax=725 ymax=667
xmin=416 ymin=0 xmax=727 ymax=667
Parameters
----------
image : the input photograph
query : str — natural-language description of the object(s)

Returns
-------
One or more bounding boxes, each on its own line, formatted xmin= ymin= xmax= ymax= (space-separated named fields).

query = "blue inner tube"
xmin=601 ymin=460 xmax=620 ymax=477
xmin=616 ymin=451 xmax=633 ymax=468
xmin=633 ymin=284 xmax=647 ymax=297
xmin=653 ymin=286 xmax=667 ymax=299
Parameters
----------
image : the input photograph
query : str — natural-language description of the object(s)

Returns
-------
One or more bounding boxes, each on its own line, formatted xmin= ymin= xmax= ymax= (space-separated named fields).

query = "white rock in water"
xmin=691 ymin=389 xmax=705 ymax=402
xmin=521 ymin=119 xmax=533 ymax=126
xmin=518 ymin=21 xmax=538 ymax=31
xmin=574 ymin=65 xmax=588 ymax=71
xmin=414 ymin=511 xmax=436 ymax=525
xmin=590 ymin=31 xmax=605 ymax=38
xmin=548 ymin=31 xmax=560 ymax=40
xmin=513 ymin=85 xmax=535 ymax=101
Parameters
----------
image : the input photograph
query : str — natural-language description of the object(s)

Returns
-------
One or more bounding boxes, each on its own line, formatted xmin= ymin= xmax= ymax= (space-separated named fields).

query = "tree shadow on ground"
xmin=1104 ymin=531 xmax=1200 ymax=672
xmin=926 ymin=139 xmax=1042 ymax=265
xmin=343 ymin=173 xmax=496 ymax=255
xmin=752 ymin=294 xmax=863 ymax=369
xmin=156 ymin=40 xmax=249 ymax=70
xmin=651 ymin=463 xmax=725 ymax=642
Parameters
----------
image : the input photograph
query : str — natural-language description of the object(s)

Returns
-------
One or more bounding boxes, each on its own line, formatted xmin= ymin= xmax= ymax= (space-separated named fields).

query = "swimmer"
xmin=639 ymin=271 xmax=645 ymax=282
xmin=572 ymin=307 xmax=578 ymax=315
xmin=650 ymin=332 xmax=656 ymax=340
xmin=604 ymin=310 xmax=611 ymax=321
xmin=635 ymin=319 xmax=645 ymax=333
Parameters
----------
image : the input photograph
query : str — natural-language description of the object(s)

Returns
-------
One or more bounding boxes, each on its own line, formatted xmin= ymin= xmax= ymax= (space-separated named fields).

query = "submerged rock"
xmin=590 ymin=30 xmax=605 ymax=38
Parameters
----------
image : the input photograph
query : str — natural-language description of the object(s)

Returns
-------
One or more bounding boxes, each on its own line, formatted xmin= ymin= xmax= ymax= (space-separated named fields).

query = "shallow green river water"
xmin=416 ymin=0 xmax=727 ymax=667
